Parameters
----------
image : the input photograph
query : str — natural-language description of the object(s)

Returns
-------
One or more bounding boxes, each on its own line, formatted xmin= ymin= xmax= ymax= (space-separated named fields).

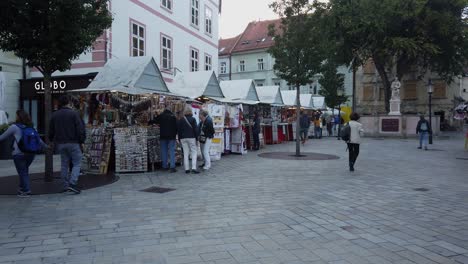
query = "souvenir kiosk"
xmin=68 ymin=56 xmax=186 ymax=174
xmin=167 ymin=71 xmax=226 ymax=161
xmin=220 ymin=79 xmax=261 ymax=152
xmin=255 ymin=86 xmax=285 ymax=144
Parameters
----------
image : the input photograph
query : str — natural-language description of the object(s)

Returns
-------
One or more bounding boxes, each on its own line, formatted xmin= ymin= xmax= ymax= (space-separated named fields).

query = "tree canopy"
xmin=318 ymin=62 xmax=348 ymax=110
xmin=326 ymin=0 xmax=468 ymax=112
xmin=0 ymin=0 xmax=112 ymax=75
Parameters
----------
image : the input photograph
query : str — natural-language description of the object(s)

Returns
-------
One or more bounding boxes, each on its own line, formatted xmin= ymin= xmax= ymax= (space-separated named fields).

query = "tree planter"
xmin=0 ymin=136 xmax=13 ymax=160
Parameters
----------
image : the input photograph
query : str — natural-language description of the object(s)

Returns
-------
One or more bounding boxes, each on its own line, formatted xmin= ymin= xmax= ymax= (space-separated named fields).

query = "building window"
xmin=205 ymin=7 xmax=212 ymax=35
xmin=161 ymin=0 xmax=172 ymax=11
xmin=220 ymin=62 xmax=227 ymax=74
xmin=258 ymin=58 xmax=264 ymax=71
xmin=239 ymin=60 xmax=245 ymax=72
xmin=131 ymin=21 xmax=145 ymax=57
xmin=256 ymin=82 xmax=264 ymax=87
xmin=161 ymin=34 xmax=173 ymax=71
xmin=274 ymin=81 xmax=281 ymax=86
xmin=190 ymin=48 xmax=199 ymax=72
xmin=191 ymin=0 xmax=199 ymax=27
xmin=205 ymin=54 xmax=212 ymax=71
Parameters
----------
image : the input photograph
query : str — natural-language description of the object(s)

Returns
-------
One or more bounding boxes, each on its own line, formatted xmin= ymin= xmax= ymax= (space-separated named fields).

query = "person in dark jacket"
xmin=49 ymin=95 xmax=86 ymax=194
xmin=252 ymin=112 xmax=261 ymax=150
xmin=416 ymin=115 xmax=431 ymax=150
xmin=299 ymin=111 xmax=310 ymax=144
xmin=177 ymin=107 xmax=200 ymax=174
xmin=150 ymin=106 xmax=178 ymax=172
xmin=198 ymin=110 xmax=215 ymax=170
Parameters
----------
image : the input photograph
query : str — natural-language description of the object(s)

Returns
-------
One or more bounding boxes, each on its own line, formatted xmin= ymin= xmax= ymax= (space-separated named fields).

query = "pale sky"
xmin=219 ymin=0 xmax=279 ymax=39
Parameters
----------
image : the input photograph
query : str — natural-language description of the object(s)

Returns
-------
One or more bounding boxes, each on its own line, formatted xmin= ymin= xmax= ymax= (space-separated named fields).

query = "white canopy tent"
xmin=312 ymin=96 xmax=327 ymax=110
xmin=256 ymin=86 xmax=284 ymax=106
xmin=70 ymin=56 xmax=171 ymax=95
xmin=299 ymin=94 xmax=315 ymax=109
xmin=219 ymin=79 xmax=259 ymax=105
xmin=280 ymin=90 xmax=298 ymax=107
xmin=167 ymin=71 xmax=224 ymax=100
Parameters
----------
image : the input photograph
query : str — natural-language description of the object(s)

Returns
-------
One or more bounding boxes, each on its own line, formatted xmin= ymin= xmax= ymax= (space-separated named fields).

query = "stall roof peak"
xmin=167 ymin=71 xmax=224 ymax=100
xmin=77 ymin=56 xmax=170 ymax=95
xmin=256 ymin=86 xmax=284 ymax=105
xmin=219 ymin=79 xmax=259 ymax=103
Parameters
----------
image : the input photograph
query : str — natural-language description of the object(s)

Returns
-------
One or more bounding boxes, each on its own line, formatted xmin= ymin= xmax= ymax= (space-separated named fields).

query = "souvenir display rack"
xmin=114 ymin=127 xmax=148 ymax=173
xmin=81 ymin=127 xmax=113 ymax=175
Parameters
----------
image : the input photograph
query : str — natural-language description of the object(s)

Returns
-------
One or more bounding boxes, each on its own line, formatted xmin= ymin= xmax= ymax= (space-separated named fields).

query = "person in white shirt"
xmin=347 ymin=112 xmax=365 ymax=172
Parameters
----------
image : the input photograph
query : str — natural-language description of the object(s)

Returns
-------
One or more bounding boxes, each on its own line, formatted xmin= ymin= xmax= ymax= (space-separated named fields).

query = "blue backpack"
xmin=15 ymin=124 xmax=43 ymax=154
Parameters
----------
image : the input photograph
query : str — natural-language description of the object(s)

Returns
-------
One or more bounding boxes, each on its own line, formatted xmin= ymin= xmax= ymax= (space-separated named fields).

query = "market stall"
xmin=219 ymin=79 xmax=260 ymax=152
xmin=167 ymin=71 xmax=226 ymax=160
xmin=280 ymin=90 xmax=299 ymax=141
xmin=69 ymin=56 xmax=186 ymax=174
xmin=256 ymin=86 xmax=284 ymax=144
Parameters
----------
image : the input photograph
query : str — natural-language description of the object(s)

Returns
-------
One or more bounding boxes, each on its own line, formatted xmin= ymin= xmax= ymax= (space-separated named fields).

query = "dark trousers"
xmin=13 ymin=154 xmax=35 ymax=193
xmin=348 ymin=143 xmax=360 ymax=166
xmin=253 ymin=133 xmax=260 ymax=150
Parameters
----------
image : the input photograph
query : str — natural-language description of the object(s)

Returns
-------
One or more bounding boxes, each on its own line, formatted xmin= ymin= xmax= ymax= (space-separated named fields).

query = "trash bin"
xmin=0 ymin=136 xmax=13 ymax=160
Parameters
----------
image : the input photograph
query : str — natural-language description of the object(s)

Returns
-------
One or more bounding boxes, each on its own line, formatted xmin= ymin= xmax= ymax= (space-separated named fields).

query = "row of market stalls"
xmin=66 ymin=56 xmax=330 ymax=175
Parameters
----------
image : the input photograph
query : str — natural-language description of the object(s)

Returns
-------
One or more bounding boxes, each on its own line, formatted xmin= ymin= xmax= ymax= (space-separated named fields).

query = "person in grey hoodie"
xmin=0 ymin=110 xmax=47 ymax=197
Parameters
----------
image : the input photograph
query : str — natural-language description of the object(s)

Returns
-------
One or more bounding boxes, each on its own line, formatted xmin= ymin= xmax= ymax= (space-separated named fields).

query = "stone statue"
xmin=391 ymin=78 xmax=401 ymax=100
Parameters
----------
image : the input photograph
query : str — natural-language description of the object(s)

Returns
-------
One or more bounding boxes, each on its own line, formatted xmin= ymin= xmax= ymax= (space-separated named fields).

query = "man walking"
xmin=416 ymin=115 xmax=431 ymax=150
xmin=299 ymin=111 xmax=310 ymax=144
xmin=49 ymin=95 xmax=86 ymax=194
xmin=151 ymin=106 xmax=178 ymax=172
xmin=252 ymin=112 xmax=261 ymax=150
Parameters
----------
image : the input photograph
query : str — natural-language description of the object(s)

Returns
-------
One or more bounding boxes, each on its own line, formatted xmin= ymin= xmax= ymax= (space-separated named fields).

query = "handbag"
xmin=198 ymin=122 xmax=207 ymax=143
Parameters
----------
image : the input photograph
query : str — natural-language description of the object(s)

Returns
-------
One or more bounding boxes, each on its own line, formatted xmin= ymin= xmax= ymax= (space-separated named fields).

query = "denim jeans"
xmin=314 ymin=126 xmax=321 ymax=138
xmin=253 ymin=132 xmax=260 ymax=150
xmin=13 ymin=154 xmax=35 ymax=193
xmin=160 ymin=139 xmax=176 ymax=169
xmin=57 ymin=143 xmax=82 ymax=188
xmin=419 ymin=131 xmax=429 ymax=148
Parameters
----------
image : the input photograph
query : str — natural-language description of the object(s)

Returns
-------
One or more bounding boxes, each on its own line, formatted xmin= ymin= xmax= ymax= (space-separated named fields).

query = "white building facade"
xmin=30 ymin=0 xmax=220 ymax=81
xmin=0 ymin=51 xmax=23 ymax=122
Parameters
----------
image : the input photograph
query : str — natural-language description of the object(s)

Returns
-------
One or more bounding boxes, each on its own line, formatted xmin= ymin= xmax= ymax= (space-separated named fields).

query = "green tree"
xmin=268 ymin=0 xmax=325 ymax=156
xmin=327 ymin=0 xmax=468 ymax=112
xmin=318 ymin=62 xmax=348 ymax=114
xmin=0 ymin=0 xmax=112 ymax=180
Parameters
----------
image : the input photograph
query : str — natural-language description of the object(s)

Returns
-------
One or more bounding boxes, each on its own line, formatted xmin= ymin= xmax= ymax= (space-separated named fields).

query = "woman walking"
xmin=347 ymin=112 xmax=364 ymax=172
xmin=177 ymin=107 xmax=200 ymax=174
xmin=0 ymin=110 xmax=47 ymax=197
xmin=198 ymin=110 xmax=215 ymax=171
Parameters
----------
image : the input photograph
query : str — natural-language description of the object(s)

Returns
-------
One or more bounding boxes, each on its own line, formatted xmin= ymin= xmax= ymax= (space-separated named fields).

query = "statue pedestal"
xmin=388 ymin=99 xmax=401 ymax=116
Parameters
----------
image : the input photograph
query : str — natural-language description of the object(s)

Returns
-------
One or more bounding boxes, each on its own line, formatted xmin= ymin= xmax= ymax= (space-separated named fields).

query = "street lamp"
xmin=337 ymin=89 xmax=344 ymax=140
xmin=427 ymin=79 xmax=433 ymax=144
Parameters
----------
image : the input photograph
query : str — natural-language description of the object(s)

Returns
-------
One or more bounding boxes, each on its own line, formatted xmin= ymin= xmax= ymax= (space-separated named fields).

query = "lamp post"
xmin=427 ymin=79 xmax=433 ymax=144
xmin=337 ymin=89 xmax=343 ymax=140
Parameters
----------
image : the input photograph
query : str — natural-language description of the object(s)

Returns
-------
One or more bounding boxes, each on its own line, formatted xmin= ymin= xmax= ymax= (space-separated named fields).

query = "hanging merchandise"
xmin=81 ymin=127 xmax=113 ymax=174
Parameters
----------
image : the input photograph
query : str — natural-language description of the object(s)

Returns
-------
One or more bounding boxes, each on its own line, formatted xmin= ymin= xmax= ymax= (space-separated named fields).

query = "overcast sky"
xmin=219 ymin=0 xmax=279 ymax=39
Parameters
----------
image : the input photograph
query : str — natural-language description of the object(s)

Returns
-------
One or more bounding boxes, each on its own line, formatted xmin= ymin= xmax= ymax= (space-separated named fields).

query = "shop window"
xmin=205 ymin=54 xmax=212 ymax=71
xmin=190 ymin=47 xmax=199 ymax=72
xmin=220 ymin=62 xmax=227 ymax=74
xmin=205 ymin=6 xmax=212 ymax=35
xmin=191 ymin=0 xmax=199 ymax=28
xmin=161 ymin=34 xmax=173 ymax=71
xmin=161 ymin=0 xmax=172 ymax=11
xmin=131 ymin=21 xmax=145 ymax=57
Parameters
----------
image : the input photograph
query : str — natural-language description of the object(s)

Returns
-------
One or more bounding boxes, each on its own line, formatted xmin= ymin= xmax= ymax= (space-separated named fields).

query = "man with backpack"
xmin=416 ymin=115 xmax=431 ymax=150
xmin=341 ymin=113 xmax=364 ymax=172
xmin=49 ymin=96 xmax=86 ymax=194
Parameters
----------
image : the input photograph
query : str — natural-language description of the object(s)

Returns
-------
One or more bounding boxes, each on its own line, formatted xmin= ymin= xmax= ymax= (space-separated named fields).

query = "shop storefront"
xmin=19 ymin=73 xmax=97 ymax=134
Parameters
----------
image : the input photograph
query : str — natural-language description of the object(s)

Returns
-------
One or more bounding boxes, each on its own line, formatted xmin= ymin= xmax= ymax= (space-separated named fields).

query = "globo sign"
xmin=34 ymin=80 xmax=67 ymax=90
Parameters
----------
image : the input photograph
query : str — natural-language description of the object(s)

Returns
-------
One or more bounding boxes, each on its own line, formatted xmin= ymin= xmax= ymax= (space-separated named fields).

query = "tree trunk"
xmin=43 ymin=73 xmax=54 ymax=182
xmin=295 ymin=84 xmax=301 ymax=156
xmin=374 ymin=60 xmax=391 ymax=113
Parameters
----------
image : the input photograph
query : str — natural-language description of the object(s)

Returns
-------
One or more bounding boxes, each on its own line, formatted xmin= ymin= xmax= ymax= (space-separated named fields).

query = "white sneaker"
xmin=203 ymin=167 xmax=210 ymax=170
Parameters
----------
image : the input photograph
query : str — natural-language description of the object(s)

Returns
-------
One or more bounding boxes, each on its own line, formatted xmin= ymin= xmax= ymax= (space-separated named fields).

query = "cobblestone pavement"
xmin=0 ymin=136 xmax=467 ymax=264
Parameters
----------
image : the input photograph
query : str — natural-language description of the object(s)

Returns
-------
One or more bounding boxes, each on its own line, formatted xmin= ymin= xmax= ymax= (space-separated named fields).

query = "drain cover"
xmin=140 ymin=186 xmax=175 ymax=193
xmin=413 ymin=188 xmax=429 ymax=192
